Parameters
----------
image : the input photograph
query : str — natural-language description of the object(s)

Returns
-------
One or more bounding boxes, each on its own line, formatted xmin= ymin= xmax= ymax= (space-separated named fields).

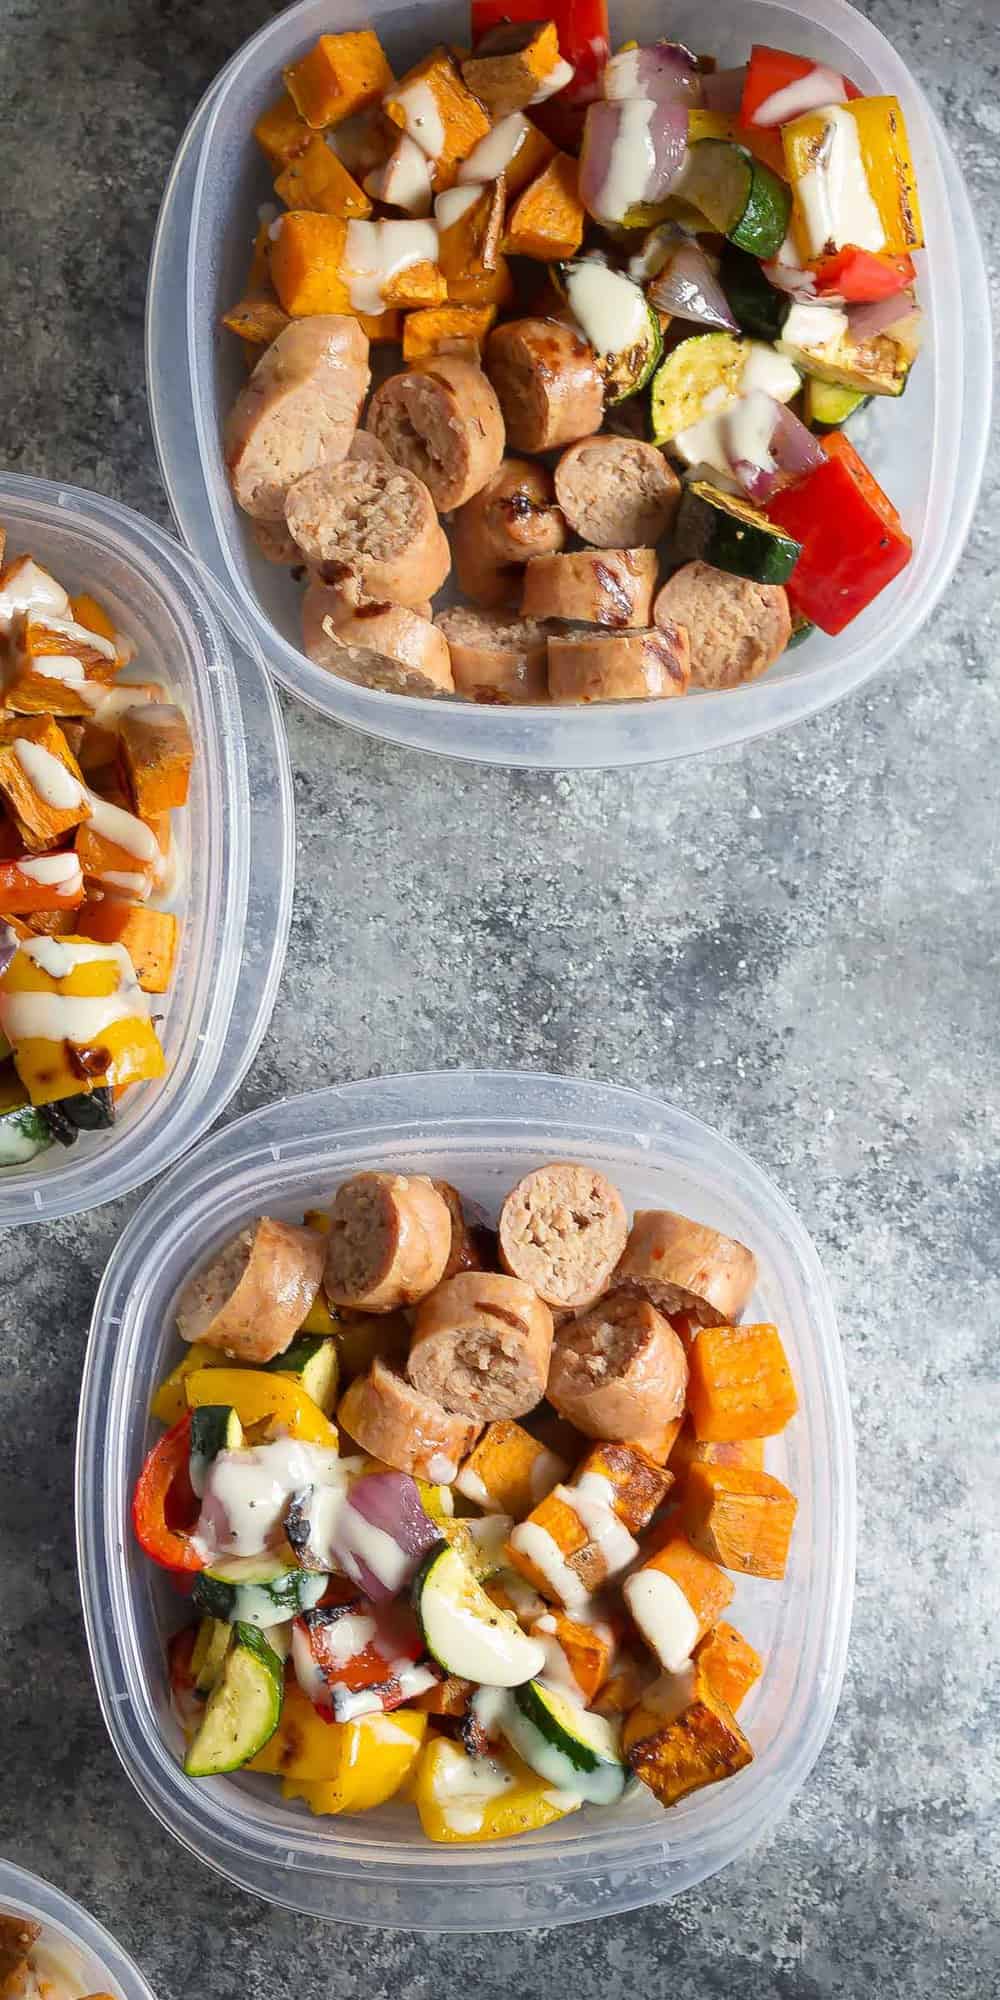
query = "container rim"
xmin=0 ymin=1856 xmax=158 ymax=2000
xmin=77 ymin=1069 xmax=856 ymax=1928
xmin=149 ymin=0 xmax=992 ymax=768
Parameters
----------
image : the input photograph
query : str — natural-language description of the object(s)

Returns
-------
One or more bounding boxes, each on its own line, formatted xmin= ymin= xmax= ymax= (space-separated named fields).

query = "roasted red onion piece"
xmin=603 ymin=40 xmax=703 ymax=107
xmin=332 ymin=1470 xmax=441 ymax=1601
xmin=847 ymin=292 xmax=922 ymax=342
xmin=580 ymin=98 xmax=689 ymax=223
xmin=648 ymin=241 xmax=738 ymax=331
xmin=724 ymin=392 xmax=825 ymax=501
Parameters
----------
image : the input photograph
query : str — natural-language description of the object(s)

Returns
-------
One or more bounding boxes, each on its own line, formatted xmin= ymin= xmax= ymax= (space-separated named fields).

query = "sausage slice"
xmin=366 ymin=358 xmax=505 ymax=511
xmin=521 ymin=548 xmax=658 ymax=627
xmin=324 ymin=1171 xmax=453 ymax=1313
xmin=251 ymin=518 xmax=303 ymax=566
xmin=434 ymin=1179 xmax=497 ymax=1277
xmin=614 ymin=1210 xmax=757 ymax=1324
xmin=337 ymin=1354 xmax=481 ymax=1483
xmin=486 ymin=319 xmax=604 ymax=453
xmin=499 ymin=1163 xmax=629 ymax=1311
xmin=436 ymin=606 xmax=549 ymax=703
xmin=176 ymin=1218 xmax=326 ymax=1363
xmin=547 ymin=1291 xmax=689 ymax=1456
xmin=547 ymin=624 xmax=689 ymax=703
xmin=554 ymin=438 xmax=681 ymax=548
xmin=285 ymin=457 xmax=451 ymax=605
xmin=225 ymin=317 xmax=370 ymax=521
xmin=456 ymin=459 xmax=567 ymax=567
xmin=408 ymin=1271 xmax=555 ymax=1419
xmin=302 ymin=584 xmax=454 ymax=692
xmin=654 ymin=562 xmax=791 ymax=689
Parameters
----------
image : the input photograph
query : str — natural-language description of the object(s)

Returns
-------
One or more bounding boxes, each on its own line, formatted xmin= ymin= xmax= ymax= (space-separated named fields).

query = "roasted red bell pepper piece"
xmin=470 ymin=0 xmax=608 ymax=144
xmin=740 ymin=45 xmax=860 ymax=128
xmin=811 ymin=247 xmax=916 ymax=302
xmin=132 ymin=1415 xmax=205 ymax=1573
xmin=767 ymin=435 xmax=912 ymax=635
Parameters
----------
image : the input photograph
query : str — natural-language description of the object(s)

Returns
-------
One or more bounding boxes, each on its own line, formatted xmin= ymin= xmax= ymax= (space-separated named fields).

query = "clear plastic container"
xmin=0 ymin=1857 xmax=157 ymax=2000
xmin=147 ymin=0 xmax=991 ymax=769
xmin=0 ymin=473 xmax=295 ymax=1224
xmin=77 ymin=1070 xmax=855 ymax=1930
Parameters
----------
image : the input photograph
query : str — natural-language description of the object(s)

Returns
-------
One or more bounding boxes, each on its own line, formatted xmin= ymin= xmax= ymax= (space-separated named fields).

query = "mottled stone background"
xmin=1 ymin=0 xmax=997 ymax=1993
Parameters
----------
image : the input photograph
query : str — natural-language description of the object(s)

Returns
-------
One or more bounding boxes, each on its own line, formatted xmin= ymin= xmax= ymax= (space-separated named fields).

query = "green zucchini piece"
xmin=503 ymin=1682 xmax=627 ymax=1805
xmin=413 ymin=1542 xmax=547 ymax=1688
xmin=803 ymin=378 xmax=873 ymax=431
xmin=190 ymin=1616 xmax=233 ymax=1695
xmin=264 ymin=1334 xmax=340 ymax=1416
xmin=554 ymin=260 xmax=662 ymax=405
xmin=189 ymin=1405 xmax=244 ymax=1498
xmin=675 ymin=140 xmax=791 ymax=259
xmin=0 ymin=1098 xmax=54 ymax=1165
xmin=719 ymin=244 xmax=790 ymax=343
xmin=788 ymin=611 xmax=816 ymax=649
xmin=649 ymin=331 xmax=746 ymax=446
xmin=192 ymin=1554 xmax=328 ymax=1628
xmin=673 ymin=480 xmax=802 ymax=585
xmin=183 ymin=1622 xmax=283 ymax=1777
xmin=780 ymin=311 xmax=920 ymax=398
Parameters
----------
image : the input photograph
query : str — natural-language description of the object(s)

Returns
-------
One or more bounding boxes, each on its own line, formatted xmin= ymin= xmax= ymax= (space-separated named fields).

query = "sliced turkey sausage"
xmin=251 ymin=518 xmax=302 ymax=566
xmin=434 ymin=1179 xmax=496 ymax=1277
xmin=302 ymin=584 xmax=453 ymax=691
xmin=613 ymin=1210 xmax=758 ymax=1324
xmin=324 ymin=1171 xmax=453 ymax=1313
xmin=521 ymin=548 xmax=658 ymax=627
xmin=486 ymin=319 xmax=604 ymax=453
xmin=366 ymin=358 xmax=505 ymax=511
xmin=499 ymin=1163 xmax=629 ymax=1311
xmin=554 ymin=438 xmax=681 ymax=548
xmin=436 ymin=606 xmax=549 ymax=703
xmin=547 ymin=1291 xmax=689 ymax=1456
xmin=337 ymin=1354 xmax=481 ymax=1483
xmin=408 ymin=1272 xmax=554 ymax=1419
xmin=547 ymin=624 xmax=690 ymax=703
xmin=285 ymin=457 xmax=451 ymax=605
xmin=457 ymin=459 xmax=567 ymax=566
xmin=654 ymin=561 xmax=791 ymax=688
xmin=225 ymin=316 xmax=370 ymax=521
xmin=176 ymin=1217 xmax=326 ymax=1363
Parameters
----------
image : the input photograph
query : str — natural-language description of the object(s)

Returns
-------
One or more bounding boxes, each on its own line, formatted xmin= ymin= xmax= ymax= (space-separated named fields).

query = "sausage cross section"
xmin=176 ymin=1217 xmax=326 ymax=1363
xmin=225 ymin=316 xmax=370 ymax=520
xmin=614 ymin=1210 xmax=758 ymax=1324
xmin=337 ymin=1353 xmax=481 ymax=1483
xmin=324 ymin=1170 xmax=453 ymax=1312
xmin=408 ymin=1270 xmax=554 ymax=1418
xmin=499 ymin=1162 xmax=629 ymax=1310
xmin=547 ymin=1290 xmax=689 ymax=1457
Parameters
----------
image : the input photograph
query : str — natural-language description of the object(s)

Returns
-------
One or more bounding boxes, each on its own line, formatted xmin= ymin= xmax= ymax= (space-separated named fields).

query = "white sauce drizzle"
xmin=344 ymin=218 xmax=439 ymax=314
xmin=193 ymin=1438 xmax=342 ymax=1560
xmin=431 ymin=1742 xmax=517 ymax=1835
xmin=335 ymin=1497 xmax=411 ymax=1593
xmin=434 ymin=183 xmax=483 ymax=231
xmin=0 ymin=557 xmax=70 ymax=634
xmin=426 ymin=1451 xmax=457 ymax=1484
xmin=365 ymin=133 xmax=434 ymax=217
xmin=507 ymin=1519 xmax=590 ymax=1610
xmin=780 ymin=300 xmax=850 ymax=352
xmin=624 ymin=1567 xmax=700 ymax=1673
xmin=595 ymin=97 xmax=657 ymax=222
xmin=457 ymin=112 xmax=529 ymax=183
xmin=83 ymin=789 xmax=158 ymax=862
xmin=529 ymin=56 xmax=575 ymax=103
xmin=29 ymin=654 xmax=86 ymax=682
xmin=455 ymin=1464 xmax=492 ymax=1508
xmin=18 ymin=851 xmax=82 ymax=884
xmin=555 ymin=1474 xmax=638 ymax=1578
xmin=529 ymin=1446 xmax=568 ymax=1503
xmin=13 ymin=738 xmax=85 ymax=810
xmin=753 ymin=67 xmax=849 ymax=128
xmin=40 ymin=613 xmax=117 ymax=660
xmin=564 ymin=260 xmax=649 ymax=358
xmin=20 ymin=936 xmax=116 ymax=979
xmin=796 ymin=105 xmax=885 ymax=256
xmin=390 ymin=78 xmax=446 ymax=161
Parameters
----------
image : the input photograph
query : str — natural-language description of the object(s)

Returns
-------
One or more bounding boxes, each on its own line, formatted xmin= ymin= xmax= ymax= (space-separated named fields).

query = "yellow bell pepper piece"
xmin=298 ymin=1207 xmax=338 ymax=1335
xmin=359 ymin=1457 xmax=453 ymax=1521
xmin=185 ymin=1367 xmax=338 ymax=1446
xmin=782 ymin=98 xmax=923 ymax=259
xmin=249 ymin=1679 xmax=426 ymax=1808
xmin=0 ymin=940 xmax=165 ymax=1105
xmin=413 ymin=1737 xmax=582 ymax=1843
xmin=149 ymin=1342 xmax=222 ymax=1425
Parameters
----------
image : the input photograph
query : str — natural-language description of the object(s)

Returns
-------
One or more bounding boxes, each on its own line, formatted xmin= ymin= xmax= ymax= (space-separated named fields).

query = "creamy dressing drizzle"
xmin=457 ymin=112 xmax=528 ymax=183
xmin=29 ymin=654 xmax=86 ymax=682
xmin=596 ymin=97 xmax=657 ymax=221
xmin=18 ymin=851 xmax=81 ymax=884
xmin=555 ymin=1474 xmax=637 ymax=1576
xmin=390 ymin=78 xmax=446 ymax=160
xmin=529 ymin=56 xmax=575 ymax=103
xmin=13 ymin=738 xmax=85 ymax=810
xmin=193 ymin=1438 xmax=343 ymax=1559
xmin=529 ymin=1446 xmax=568 ymax=1503
xmin=431 ymin=1741 xmax=517 ymax=1835
xmin=366 ymin=134 xmax=434 ymax=216
xmin=507 ymin=1519 xmax=591 ymax=1610
xmin=83 ymin=789 xmax=158 ymax=862
xmin=624 ymin=1567 xmax=700 ymax=1673
xmin=753 ymin=67 xmax=848 ymax=127
xmin=0 ymin=558 xmax=70 ymax=633
xmin=455 ymin=1464 xmax=492 ymax=1508
xmin=41 ymin=613 xmax=117 ymax=660
xmin=796 ymin=105 xmax=885 ymax=256
xmin=780 ymin=300 xmax=849 ymax=351
xmin=564 ymin=261 xmax=649 ymax=357
xmin=434 ymin=184 xmax=483 ymax=231
xmin=344 ymin=218 xmax=439 ymax=314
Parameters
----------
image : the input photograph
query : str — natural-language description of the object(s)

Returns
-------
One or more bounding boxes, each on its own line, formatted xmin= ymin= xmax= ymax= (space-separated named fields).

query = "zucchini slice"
xmin=555 ymin=260 xmax=662 ymax=405
xmin=189 ymin=1405 xmax=244 ymax=1498
xmin=788 ymin=610 xmax=816 ymax=649
xmin=413 ymin=1543 xmax=547 ymax=1688
xmin=264 ymin=1334 xmax=340 ymax=1416
xmin=674 ymin=140 xmax=791 ymax=259
xmin=183 ymin=1622 xmax=284 ymax=1777
xmin=719 ymin=244 xmax=790 ymax=343
xmin=190 ymin=1615 xmax=232 ymax=1695
xmin=502 ymin=1682 xmax=627 ymax=1805
xmin=0 ymin=1098 xmax=53 ymax=1165
xmin=673 ymin=480 xmax=802 ymax=585
xmin=649 ymin=332 xmax=746 ymax=446
xmin=192 ymin=1554 xmax=329 ymax=1628
xmin=803 ymin=379 xmax=872 ymax=432
xmin=779 ymin=309 xmax=920 ymax=398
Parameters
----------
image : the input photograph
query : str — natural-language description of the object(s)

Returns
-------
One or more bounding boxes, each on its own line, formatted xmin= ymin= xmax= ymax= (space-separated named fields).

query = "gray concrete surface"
xmin=1 ymin=0 xmax=998 ymax=1992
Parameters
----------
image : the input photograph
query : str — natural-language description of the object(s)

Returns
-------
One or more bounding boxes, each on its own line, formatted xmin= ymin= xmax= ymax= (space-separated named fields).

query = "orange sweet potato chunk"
xmin=0 ymin=718 xmax=88 ymax=848
xmin=254 ymin=91 xmax=312 ymax=169
xmin=505 ymin=152 xmax=584 ymax=259
xmin=284 ymin=31 xmax=394 ymax=131
xmin=623 ymin=1668 xmax=753 ymax=1808
xmin=275 ymin=136 xmax=372 ymax=218
xmin=384 ymin=49 xmax=490 ymax=182
xmin=692 ymin=1621 xmax=763 ymax=1714
xmin=270 ymin=212 xmax=350 ymax=316
xmin=687 ymin=1323 xmax=798 ymax=1442
xmin=402 ymin=303 xmax=497 ymax=362
xmin=76 ymin=899 xmax=179 ymax=993
xmin=681 ymin=1463 xmax=797 ymax=1580
xmin=118 ymin=704 xmax=193 ymax=816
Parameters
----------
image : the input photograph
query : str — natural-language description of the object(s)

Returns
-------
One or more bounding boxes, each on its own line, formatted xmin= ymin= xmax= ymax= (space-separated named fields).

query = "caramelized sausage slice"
xmin=436 ymin=606 xmax=549 ymax=703
xmin=554 ymin=438 xmax=681 ymax=548
xmin=324 ymin=1171 xmax=453 ymax=1313
xmin=225 ymin=317 xmax=370 ymax=520
xmin=285 ymin=457 xmax=451 ymax=606
xmin=521 ymin=548 xmax=658 ymax=626
xmin=176 ymin=1218 xmax=326 ymax=1363
xmin=302 ymin=583 xmax=454 ymax=692
xmin=486 ymin=319 xmax=604 ymax=452
xmin=548 ymin=624 xmax=690 ymax=703
xmin=547 ymin=1291 xmax=689 ymax=1456
xmin=408 ymin=1271 xmax=555 ymax=1418
xmin=654 ymin=562 xmax=791 ymax=688
xmin=338 ymin=1354 xmax=481 ymax=1482
xmin=366 ymin=357 xmax=505 ymax=511
xmin=614 ymin=1210 xmax=758 ymax=1324
xmin=499 ymin=1163 xmax=629 ymax=1311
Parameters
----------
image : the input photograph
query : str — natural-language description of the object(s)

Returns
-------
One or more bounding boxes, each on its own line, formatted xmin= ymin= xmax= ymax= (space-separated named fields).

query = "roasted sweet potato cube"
xmin=402 ymin=303 xmax=497 ymax=363
xmin=692 ymin=1621 xmax=763 ymax=1714
xmin=624 ymin=1533 xmax=734 ymax=1672
xmin=254 ymin=91 xmax=312 ymax=169
xmin=436 ymin=180 xmax=505 ymax=288
xmin=505 ymin=151 xmax=584 ymax=260
xmin=384 ymin=49 xmax=490 ymax=183
xmin=530 ymin=1611 xmax=614 ymax=1703
xmin=501 ymin=118 xmax=557 ymax=198
xmin=69 ymin=593 xmax=117 ymax=648
xmin=506 ymin=1440 xmax=671 ymax=1604
xmin=574 ymin=1441 xmax=673 ymax=1535
xmin=624 ymin=1667 xmax=753 ymax=1808
xmin=379 ymin=260 xmax=447 ymax=309
xmin=669 ymin=1419 xmax=766 ymax=1483
xmin=505 ymin=1487 xmax=594 ymax=1601
xmin=0 ymin=717 xmax=88 ymax=847
xmin=76 ymin=898 xmax=179 ymax=993
xmin=592 ymin=1648 xmax=658 ymax=1719
xmin=269 ymin=212 xmax=350 ymax=316
xmin=275 ymin=136 xmax=372 ymax=218
xmin=681 ymin=1462 xmax=797 ymax=1580
xmin=446 ymin=255 xmax=516 ymax=309
xmin=284 ymin=31 xmax=394 ymax=131
xmin=461 ymin=22 xmax=562 ymax=120
xmin=687 ymin=1323 xmax=798 ymax=1442
xmin=18 ymin=612 xmax=118 ymax=681
xmin=221 ymin=299 xmax=290 ymax=347
xmin=455 ymin=1417 xmax=565 ymax=1518
xmin=118 ymin=704 xmax=193 ymax=816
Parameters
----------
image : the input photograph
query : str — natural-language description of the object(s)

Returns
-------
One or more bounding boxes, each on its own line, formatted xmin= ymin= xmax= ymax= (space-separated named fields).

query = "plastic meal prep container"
xmin=0 ymin=473 xmax=295 ymax=1225
xmin=0 ymin=1857 xmax=158 ymax=2000
xmin=78 ymin=1070 xmax=855 ymax=1930
xmin=146 ymin=0 xmax=991 ymax=770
